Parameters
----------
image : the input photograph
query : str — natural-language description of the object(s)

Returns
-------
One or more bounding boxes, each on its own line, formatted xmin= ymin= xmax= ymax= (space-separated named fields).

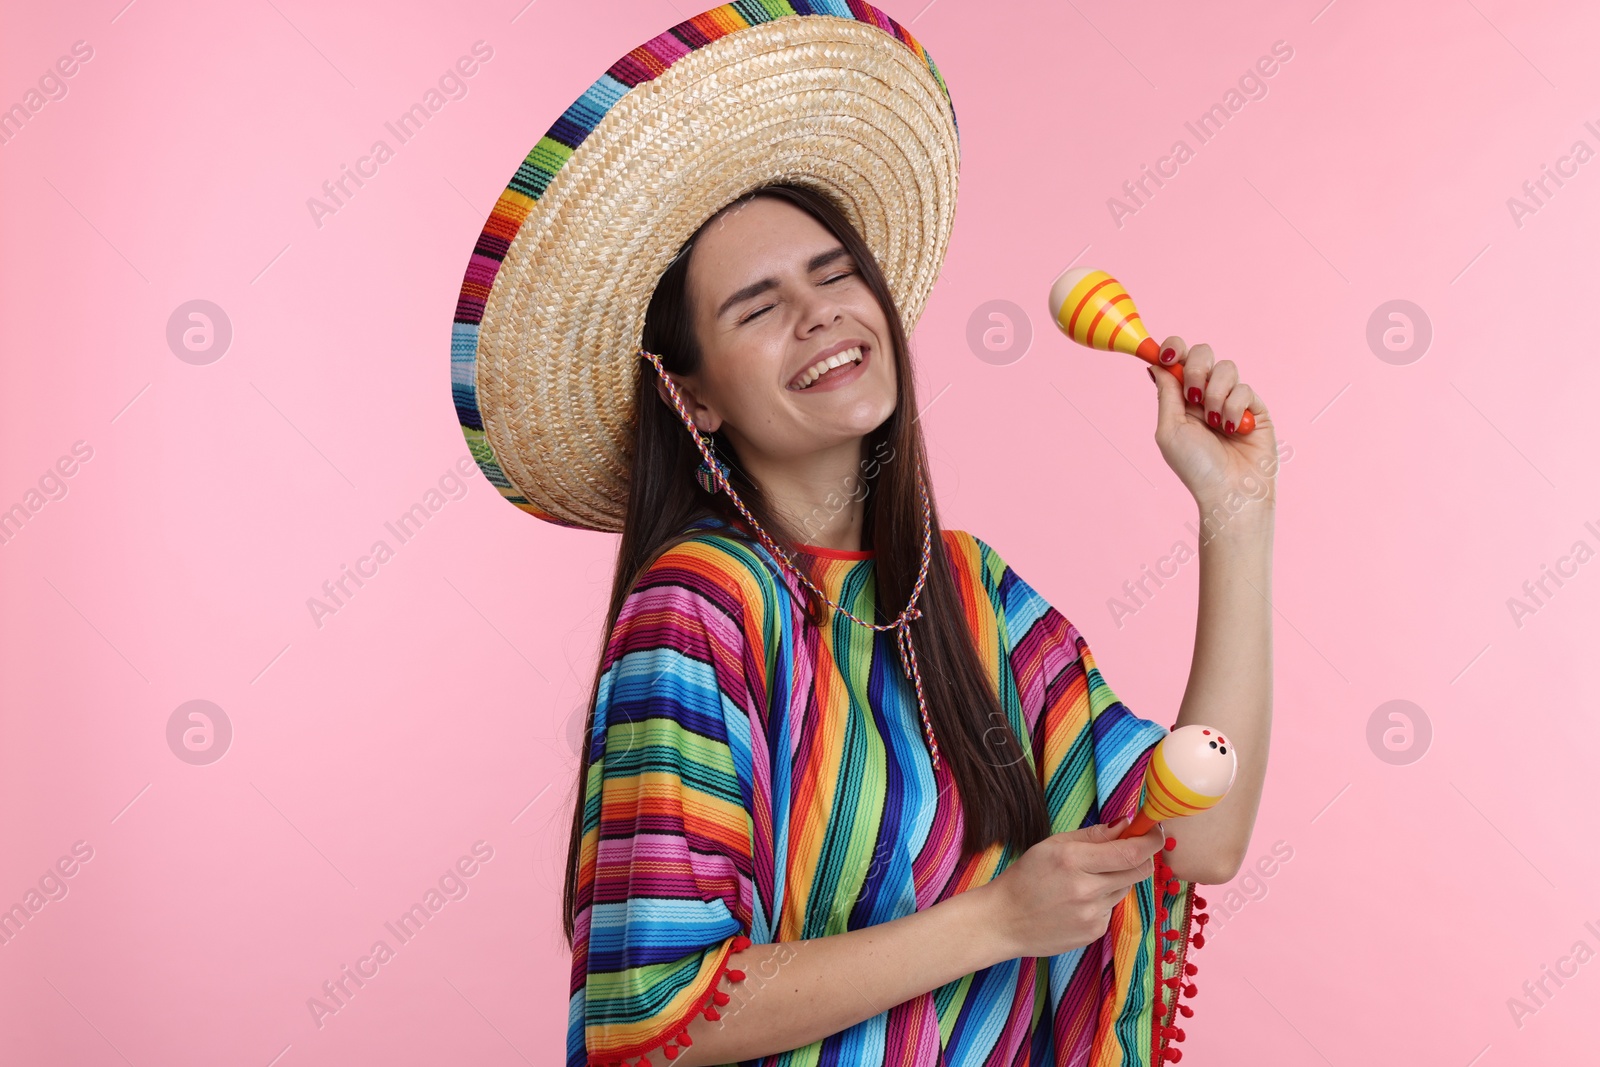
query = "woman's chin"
xmin=815 ymin=404 xmax=896 ymax=442
xmin=771 ymin=414 xmax=891 ymax=456
xmin=784 ymin=381 xmax=895 ymax=422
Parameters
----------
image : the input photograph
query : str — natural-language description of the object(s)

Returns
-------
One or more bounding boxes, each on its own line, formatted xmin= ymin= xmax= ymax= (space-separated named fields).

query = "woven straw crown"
xmin=450 ymin=1 xmax=961 ymax=532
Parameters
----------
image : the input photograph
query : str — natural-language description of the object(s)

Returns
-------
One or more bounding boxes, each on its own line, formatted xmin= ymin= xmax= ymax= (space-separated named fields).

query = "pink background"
xmin=3 ymin=0 xmax=1597 ymax=1063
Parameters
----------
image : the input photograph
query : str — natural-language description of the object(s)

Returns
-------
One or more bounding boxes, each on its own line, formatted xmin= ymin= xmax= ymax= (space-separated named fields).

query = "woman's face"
xmin=662 ymin=196 xmax=897 ymax=466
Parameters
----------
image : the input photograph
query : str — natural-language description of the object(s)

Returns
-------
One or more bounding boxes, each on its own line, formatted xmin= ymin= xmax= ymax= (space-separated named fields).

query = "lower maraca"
xmin=1048 ymin=267 xmax=1256 ymax=435
xmin=1117 ymin=724 xmax=1238 ymax=840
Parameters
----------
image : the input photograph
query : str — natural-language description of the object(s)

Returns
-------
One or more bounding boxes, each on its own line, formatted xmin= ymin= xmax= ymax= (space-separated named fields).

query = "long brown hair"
xmin=561 ymin=182 xmax=1050 ymax=947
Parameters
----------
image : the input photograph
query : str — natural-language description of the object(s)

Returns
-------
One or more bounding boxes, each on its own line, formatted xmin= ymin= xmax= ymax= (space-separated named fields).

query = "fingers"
xmin=1157 ymin=337 xmax=1264 ymax=435
xmin=1099 ymin=827 xmax=1164 ymax=900
xmin=1184 ymin=343 xmax=1223 ymax=423
xmin=1093 ymin=853 xmax=1156 ymax=903
xmin=1239 ymin=386 xmax=1270 ymax=428
xmin=1076 ymin=825 xmax=1164 ymax=874
xmin=1156 ymin=336 xmax=1187 ymax=369
xmin=1102 ymin=867 xmax=1152 ymax=902
xmin=1175 ymin=339 xmax=1211 ymax=408
xmin=1219 ymin=381 xmax=1257 ymax=436
xmin=1051 ymin=823 xmax=1165 ymax=912
xmin=1158 ymin=336 xmax=1217 ymax=412
xmin=1079 ymin=819 xmax=1124 ymax=840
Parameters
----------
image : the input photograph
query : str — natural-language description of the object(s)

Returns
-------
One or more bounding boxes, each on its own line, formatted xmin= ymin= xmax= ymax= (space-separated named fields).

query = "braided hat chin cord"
xmin=639 ymin=349 xmax=941 ymax=770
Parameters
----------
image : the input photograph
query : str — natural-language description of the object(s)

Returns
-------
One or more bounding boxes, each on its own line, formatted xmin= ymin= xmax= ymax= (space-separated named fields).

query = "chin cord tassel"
xmin=1150 ymin=836 xmax=1207 ymax=1063
xmin=639 ymin=348 xmax=942 ymax=771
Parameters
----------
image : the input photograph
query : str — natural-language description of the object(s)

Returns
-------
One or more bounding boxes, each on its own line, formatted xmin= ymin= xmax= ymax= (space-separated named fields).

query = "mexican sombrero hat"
xmin=449 ymin=1 xmax=961 ymax=533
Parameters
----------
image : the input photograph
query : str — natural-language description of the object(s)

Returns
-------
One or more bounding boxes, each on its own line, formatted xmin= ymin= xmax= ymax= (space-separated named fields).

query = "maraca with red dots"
xmin=1048 ymin=268 xmax=1256 ymax=435
xmin=1117 ymin=724 xmax=1238 ymax=840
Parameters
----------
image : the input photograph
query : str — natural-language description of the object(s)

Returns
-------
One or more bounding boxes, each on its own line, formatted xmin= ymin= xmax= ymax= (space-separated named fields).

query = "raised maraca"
xmin=1117 ymin=724 xmax=1238 ymax=840
xmin=1047 ymin=268 xmax=1256 ymax=435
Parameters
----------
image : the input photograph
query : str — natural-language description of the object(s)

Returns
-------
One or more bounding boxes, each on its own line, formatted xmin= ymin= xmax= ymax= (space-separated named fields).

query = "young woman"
xmin=447 ymin=7 xmax=1273 ymax=1065
xmin=561 ymin=184 xmax=1274 ymax=1066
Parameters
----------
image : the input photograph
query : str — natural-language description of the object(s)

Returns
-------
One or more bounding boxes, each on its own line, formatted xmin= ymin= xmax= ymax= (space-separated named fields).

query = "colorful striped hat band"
xmin=640 ymin=348 xmax=943 ymax=769
xmin=450 ymin=1 xmax=960 ymax=533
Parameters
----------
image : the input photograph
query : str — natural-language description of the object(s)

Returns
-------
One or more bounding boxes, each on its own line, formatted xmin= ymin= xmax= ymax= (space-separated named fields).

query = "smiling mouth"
xmin=788 ymin=345 xmax=868 ymax=391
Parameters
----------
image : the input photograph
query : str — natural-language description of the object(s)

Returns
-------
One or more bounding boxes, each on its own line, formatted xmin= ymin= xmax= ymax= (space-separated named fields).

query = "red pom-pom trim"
xmin=1150 ymin=848 xmax=1209 ymax=1066
xmin=587 ymin=934 xmax=753 ymax=1067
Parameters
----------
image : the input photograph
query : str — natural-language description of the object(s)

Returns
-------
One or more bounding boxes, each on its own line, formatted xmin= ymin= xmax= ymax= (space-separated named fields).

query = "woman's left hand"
xmin=1147 ymin=336 xmax=1278 ymax=511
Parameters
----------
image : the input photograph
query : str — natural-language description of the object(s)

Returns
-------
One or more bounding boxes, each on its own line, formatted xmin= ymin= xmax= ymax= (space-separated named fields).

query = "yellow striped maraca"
xmin=1048 ymin=268 xmax=1256 ymax=435
xmin=1117 ymin=724 xmax=1238 ymax=840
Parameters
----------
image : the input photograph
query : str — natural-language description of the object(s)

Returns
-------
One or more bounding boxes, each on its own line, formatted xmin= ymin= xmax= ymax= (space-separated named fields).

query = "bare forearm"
xmin=672 ymin=884 xmax=1008 ymax=1066
xmin=1169 ymin=500 xmax=1275 ymax=884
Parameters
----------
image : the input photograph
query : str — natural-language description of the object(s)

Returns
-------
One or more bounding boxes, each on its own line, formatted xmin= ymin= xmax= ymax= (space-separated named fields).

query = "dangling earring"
xmin=694 ymin=434 xmax=730 ymax=495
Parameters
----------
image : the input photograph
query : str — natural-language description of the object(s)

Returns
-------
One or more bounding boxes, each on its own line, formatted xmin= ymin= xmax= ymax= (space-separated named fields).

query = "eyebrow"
xmin=714 ymin=246 xmax=853 ymax=321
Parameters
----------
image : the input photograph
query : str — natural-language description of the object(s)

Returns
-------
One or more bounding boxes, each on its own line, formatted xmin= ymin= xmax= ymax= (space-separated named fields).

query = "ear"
xmin=653 ymin=370 xmax=723 ymax=433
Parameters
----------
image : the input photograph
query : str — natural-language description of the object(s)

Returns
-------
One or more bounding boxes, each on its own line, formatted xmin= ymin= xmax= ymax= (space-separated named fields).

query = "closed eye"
xmin=739 ymin=271 xmax=856 ymax=324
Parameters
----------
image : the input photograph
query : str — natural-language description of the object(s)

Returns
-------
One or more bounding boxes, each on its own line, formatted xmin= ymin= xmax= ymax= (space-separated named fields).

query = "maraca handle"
xmin=1135 ymin=337 xmax=1256 ymax=435
xmin=1116 ymin=810 xmax=1159 ymax=840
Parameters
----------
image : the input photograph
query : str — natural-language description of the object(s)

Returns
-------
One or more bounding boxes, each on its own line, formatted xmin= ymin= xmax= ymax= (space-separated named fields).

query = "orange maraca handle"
xmin=1134 ymin=337 xmax=1256 ymax=435
xmin=1117 ymin=810 xmax=1160 ymax=840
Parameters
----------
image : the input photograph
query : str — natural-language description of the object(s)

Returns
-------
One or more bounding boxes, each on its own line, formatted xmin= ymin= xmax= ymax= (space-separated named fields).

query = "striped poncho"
xmin=567 ymin=516 xmax=1199 ymax=1066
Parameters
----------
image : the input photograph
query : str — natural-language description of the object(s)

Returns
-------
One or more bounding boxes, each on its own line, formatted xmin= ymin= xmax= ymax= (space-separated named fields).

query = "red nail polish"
xmin=1160 ymin=347 xmax=1175 ymax=363
xmin=1208 ymin=411 xmax=1221 ymax=427
xmin=1187 ymin=387 xmax=1202 ymax=405
xmin=1224 ymin=420 xmax=1235 ymax=434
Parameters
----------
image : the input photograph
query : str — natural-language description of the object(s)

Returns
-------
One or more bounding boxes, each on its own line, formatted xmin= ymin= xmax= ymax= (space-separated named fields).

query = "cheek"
xmin=740 ymin=378 xmax=794 ymax=427
xmin=874 ymin=348 xmax=897 ymax=393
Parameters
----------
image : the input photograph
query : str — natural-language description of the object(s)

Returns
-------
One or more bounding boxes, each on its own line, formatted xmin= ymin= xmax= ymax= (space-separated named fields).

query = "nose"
xmin=795 ymin=286 xmax=846 ymax=336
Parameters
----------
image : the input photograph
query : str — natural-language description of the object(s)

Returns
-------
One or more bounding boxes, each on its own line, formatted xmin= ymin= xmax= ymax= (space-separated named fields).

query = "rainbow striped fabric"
xmin=567 ymin=517 xmax=1195 ymax=1066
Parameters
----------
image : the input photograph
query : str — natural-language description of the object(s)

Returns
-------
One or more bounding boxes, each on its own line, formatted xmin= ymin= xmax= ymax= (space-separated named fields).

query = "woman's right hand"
xmin=976 ymin=817 xmax=1166 ymax=959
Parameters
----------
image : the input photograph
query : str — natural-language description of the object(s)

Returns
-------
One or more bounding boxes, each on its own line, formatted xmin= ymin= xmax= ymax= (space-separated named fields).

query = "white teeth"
xmin=791 ymin=346 xmax=863 ymax=390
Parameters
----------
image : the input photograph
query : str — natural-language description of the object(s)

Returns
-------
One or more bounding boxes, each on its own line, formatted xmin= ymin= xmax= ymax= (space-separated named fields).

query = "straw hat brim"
xmin=450 ymin=4 xmax=961 ymax=533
